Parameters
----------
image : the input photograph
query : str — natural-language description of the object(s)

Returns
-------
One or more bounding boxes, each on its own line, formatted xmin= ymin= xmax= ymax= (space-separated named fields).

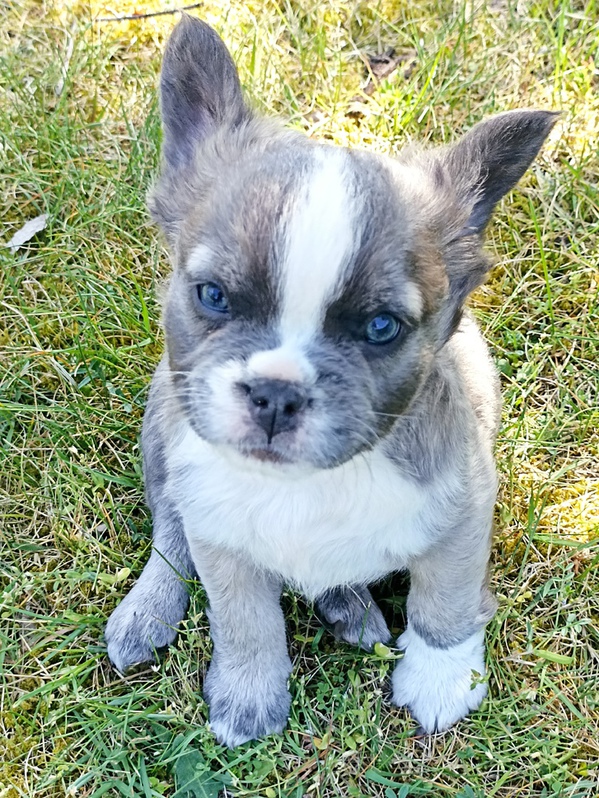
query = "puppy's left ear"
xmin=445 ymin=109 xmax=559 ymax=236
xmin=429 ymin=110 xmax=557 ymax=344
xmin=435 ymin=110 xmax=558 ymax=318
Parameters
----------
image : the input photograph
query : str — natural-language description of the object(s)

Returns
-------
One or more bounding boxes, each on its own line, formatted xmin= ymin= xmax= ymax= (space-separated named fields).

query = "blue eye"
xmin=198 ymin=282 xmax=229 ymax=313
xmin=365 ymin=313 xmax=401 ymax=344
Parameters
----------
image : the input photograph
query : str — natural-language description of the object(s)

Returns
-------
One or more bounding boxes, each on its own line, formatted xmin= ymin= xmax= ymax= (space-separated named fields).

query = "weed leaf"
xmin=173 ymin=748 xmax=221 ymax=798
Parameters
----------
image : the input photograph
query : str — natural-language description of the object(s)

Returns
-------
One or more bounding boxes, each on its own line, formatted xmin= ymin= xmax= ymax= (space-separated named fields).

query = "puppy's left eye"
xmin=197 ymin=282 xmax=229 ymax=313
xmin=365 ymin=313 xmax=401 ymax=344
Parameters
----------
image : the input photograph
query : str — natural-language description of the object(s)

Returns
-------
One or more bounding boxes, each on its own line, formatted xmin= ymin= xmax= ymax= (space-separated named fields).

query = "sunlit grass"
xmin=1 ymin=0 xmax=597 ymax=796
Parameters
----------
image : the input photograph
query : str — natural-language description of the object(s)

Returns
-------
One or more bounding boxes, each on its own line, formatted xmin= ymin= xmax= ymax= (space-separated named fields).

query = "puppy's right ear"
xmin=159 ymin=15 xmax=250 ymax=172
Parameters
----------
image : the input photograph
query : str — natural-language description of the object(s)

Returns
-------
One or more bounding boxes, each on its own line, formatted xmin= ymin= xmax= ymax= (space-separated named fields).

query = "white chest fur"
xmin=166 ymin=424 xmax=433 ymax=598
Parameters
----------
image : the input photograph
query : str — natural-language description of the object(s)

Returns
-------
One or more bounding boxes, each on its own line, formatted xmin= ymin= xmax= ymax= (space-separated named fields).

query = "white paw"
xmin=392 ymin=625 xmax=488 ymax=732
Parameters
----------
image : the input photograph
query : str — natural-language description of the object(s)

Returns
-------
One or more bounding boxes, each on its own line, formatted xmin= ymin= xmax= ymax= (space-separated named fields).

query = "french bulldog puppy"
xmin=104 ymin=15 xmax=557 ymax=748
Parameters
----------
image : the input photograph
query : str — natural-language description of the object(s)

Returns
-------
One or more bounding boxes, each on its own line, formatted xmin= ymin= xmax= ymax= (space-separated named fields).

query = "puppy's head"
xmin=149 ymin=16 xmax=556 ymax=471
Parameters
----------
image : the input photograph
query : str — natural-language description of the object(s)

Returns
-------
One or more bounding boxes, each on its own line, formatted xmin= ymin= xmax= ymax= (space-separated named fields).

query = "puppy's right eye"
xmin=197 ymin=282 xmax=229 ymax=314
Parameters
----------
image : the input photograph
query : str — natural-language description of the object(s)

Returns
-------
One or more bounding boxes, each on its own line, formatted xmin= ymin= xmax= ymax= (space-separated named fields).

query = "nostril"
xmin=243 ymin=378 xmax=309 ymax=438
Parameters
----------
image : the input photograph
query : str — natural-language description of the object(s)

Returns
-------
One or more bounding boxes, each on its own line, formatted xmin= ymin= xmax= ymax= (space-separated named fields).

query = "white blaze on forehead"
xmin=279 ymin=147 xmax=356 ymax=340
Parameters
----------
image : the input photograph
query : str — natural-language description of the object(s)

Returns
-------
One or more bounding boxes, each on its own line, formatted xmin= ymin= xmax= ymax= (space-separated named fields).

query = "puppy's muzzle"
xmin=239 ymin=378 xmax=308 ymax=443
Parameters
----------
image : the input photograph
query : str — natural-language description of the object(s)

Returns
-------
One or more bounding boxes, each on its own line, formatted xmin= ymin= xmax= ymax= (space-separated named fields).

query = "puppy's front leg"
xmin=392 ymin=521 xmax=497 ymax=732
xmin=105 ymin=505 xmax=195 ymax=672
xmin=190 ymin=542 xmax=292 ymax=748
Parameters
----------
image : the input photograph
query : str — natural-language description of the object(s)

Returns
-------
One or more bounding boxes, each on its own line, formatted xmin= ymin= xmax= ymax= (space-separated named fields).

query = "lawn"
xmin=0 ymin=0 xmax=598 ymax=796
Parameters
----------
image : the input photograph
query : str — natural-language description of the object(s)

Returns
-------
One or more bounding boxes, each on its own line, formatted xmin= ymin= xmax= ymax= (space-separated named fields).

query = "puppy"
xmin=104 ymin=16 xmax=557 ymax=748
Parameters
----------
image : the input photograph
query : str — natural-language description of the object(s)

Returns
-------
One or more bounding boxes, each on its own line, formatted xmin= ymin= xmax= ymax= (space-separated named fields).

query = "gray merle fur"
xmin=105 ymin=15 xmax=557 ymax=746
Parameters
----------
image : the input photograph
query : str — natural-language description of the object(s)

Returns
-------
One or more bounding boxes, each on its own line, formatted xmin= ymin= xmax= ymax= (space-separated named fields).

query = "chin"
xmin=244 ymin=448 xmax=290 ymax=465
xmin=210 ymin=438 xmax=315 ymax=476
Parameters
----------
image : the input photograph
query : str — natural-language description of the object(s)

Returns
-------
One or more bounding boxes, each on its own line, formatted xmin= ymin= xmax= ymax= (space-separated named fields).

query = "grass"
xmin=0 ymin=0 xmax=598 ymax=795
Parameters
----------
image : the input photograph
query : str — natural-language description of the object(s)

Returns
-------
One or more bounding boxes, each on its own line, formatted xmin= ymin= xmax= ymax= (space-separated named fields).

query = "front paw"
xmin=392 ymin=626 xmax=487 ymax=733
xmin=204 ymin=660 xmax=292 ymax=748
xmin=105 ymin=581 xmax=189 ymax=673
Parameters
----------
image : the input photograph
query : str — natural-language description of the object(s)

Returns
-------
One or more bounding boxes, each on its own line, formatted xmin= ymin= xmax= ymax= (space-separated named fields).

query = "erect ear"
xmin=159 ymin=15 xmax=251 ymax=172
xmin=444 ymin=109 xmax=559 ymax=235
xmin=429 ymin=110 xmax=558 ymax=347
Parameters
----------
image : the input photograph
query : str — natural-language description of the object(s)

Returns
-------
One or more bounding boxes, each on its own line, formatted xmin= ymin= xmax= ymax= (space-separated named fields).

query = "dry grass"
xmin=1 ymin=1 xmax=597 ymax=796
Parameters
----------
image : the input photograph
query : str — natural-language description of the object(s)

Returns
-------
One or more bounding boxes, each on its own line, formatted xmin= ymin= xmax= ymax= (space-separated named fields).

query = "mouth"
xmin=244 ymin=448 xmax=290 ymax=465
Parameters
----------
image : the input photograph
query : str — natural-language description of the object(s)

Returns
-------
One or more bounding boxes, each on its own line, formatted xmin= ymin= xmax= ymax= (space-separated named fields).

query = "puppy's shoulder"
xmin=446 ymin=311 xmax=502 ymax=443
xmin=384 ymin=313 xmax=499 ymax=484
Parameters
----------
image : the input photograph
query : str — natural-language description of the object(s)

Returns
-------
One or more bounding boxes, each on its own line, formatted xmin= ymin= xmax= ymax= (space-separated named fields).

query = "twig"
xmin=95 ymin=2 xmax=203 ymax=23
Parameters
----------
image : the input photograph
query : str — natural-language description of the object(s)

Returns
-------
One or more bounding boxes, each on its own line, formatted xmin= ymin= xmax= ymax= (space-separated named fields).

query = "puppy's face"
xmin=150 ymin=18 xmax=556 ymax=470
xmin=163 ymin=143 xmax=451 ymax=468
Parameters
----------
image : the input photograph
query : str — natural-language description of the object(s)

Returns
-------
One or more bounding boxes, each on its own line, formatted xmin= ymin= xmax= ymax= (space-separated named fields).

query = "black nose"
xmin=241 ymin=379 xmax=308 ymax=443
